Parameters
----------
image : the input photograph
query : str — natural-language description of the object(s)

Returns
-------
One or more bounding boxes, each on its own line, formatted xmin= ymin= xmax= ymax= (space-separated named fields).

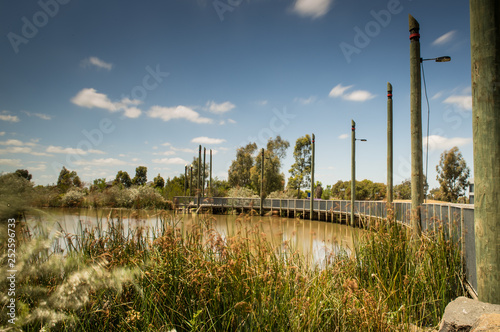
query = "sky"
xmin=0 ymin=0 xmax=473 ymax=191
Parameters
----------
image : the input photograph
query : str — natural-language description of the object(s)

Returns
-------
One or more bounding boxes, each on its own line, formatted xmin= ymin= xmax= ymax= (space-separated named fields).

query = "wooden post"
xmin=351 ymin=120 xmax=356 ymax=226
xmin=470 ymin=0 xmax=500 ymax=304
xmin=260 ymin=148 xmax=264 ymax=216
xmin=387 ymin=82 xmax=394 ymax=204
xmin=310 ymin=133 xmax=315 ymax=220
xmin=210 ymin=149 xmax=212 ymax=197
xmin=198 ymin=145 xmax=201 ymax=209
xmin=203 ymin=147 xmax=206 ymax=197
xmin=409 ymin=14 xmax=423 ymax=237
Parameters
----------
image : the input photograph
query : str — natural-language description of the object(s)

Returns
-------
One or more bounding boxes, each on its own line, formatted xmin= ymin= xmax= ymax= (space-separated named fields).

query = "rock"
xmin=470 ymin=313 xmax=500 ymax=332
xmin=439 ymin=297 xmax=500 ymax=332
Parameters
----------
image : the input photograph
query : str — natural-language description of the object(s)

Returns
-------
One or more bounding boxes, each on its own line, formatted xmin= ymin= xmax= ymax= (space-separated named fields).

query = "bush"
xmin=61 ymin=188 xmax=85 ymax=207
xmin=226 ymin=187 xmax=258 ymax=198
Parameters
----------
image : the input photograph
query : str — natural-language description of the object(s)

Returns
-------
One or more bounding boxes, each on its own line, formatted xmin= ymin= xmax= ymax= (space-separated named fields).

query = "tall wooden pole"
xmin=409 ymin=14 xmax=423 ymax=237
xmin=190 ymin=165 xmax=193 ymax=197
xmin=203 ymin=147 xmax=206 ymax=197
xmin=260 ymin=148 xmax=264 ymax=216
xmin=198 ymin=145 xmax=201 ymax=208
xmin=310 ymin=134 xmax=315 ymax=220
xmin=351 ymin=120 xmax=356 ymax=227
xmin=470 ymin=0 xmax=500 ymax=304
xmin=387 ymin=83 xmax=394 ymax=204
xmin=210 ymin=149 xmax=212 ymax=197
xmin=184 ymin=165 xmax=187 ymax=196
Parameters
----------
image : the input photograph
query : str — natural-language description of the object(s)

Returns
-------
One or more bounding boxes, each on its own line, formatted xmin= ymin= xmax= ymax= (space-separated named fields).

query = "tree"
xmin=92 ymin=178 xmax=107 ymax=192
xmin=288 ymin=135 xmax=312 ymax=198
xmin=153 ymin=173 xmax=165 ymax=189
xmin=114 ymin=170 xmax=132 ymax=188
xmin=132 ymin=166 xmax=148 ymax=186
xmin=394 ymin=179 xmax=411 ymax=200
xmin=228 ymin=142 xmax=257 ymax=188
xmin=15 ymin=169 xmax=32 ymax=181
xmin=57 ymin=167 xmax=81 ymax=193
xmin=250 ymin=136 xmax=289 ymax=196
xmin=436 ymin=146 xmax=470 ymax=202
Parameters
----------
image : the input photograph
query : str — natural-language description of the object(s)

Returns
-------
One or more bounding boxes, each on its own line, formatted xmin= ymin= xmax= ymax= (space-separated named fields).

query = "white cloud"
xmin=22 ymin=111 xmax=51 ymax=120
xmin=338 ymin=133 xmax=349 ymax=139
xmin=82 ymin=56 xmax=113 ymax=70
xmin=0 ymin=159 xmax=22 ymax=167
xmin=71 ymin=88 xmax=142 ymax=118
xmin=0 ymin=139 xmax=24 ymax=146
xmin=29 ymin=163 xmax=47 ymax=171
xmin=153 ymin=151 xmax=176 ymax=156
xmin=152 ymin=157 xmax=188 ymax=165
xmin=329 ymin=84 xmax=375 ymax=102
xmin=73 ymin=158 xmax=128 ymax=166
xmin=291 ymin=0 xmax=333 ymax=18
xmin=294 ymin=96 xmax=316 ymax=105
xmin=171 ymin=147 xmax=196 ymax=153
xmin=0 ymin=132 xmax=4 ymax=136
xmin=191 ymin=137 xmax=226 ymax=145
xmin=147 ymin=105 xmax=212 ymax=124
xmin=424 ymin=135 xmax=472 ymax=151
xmin=46 ymin=145 xmax=105 ymax=155
xmin=0 ymin=147 xmax=31 ymax=154
xmin=161 ymin=142 xmax=171 ymax=146
xmin=219 ymin=120 xmax=225 ymax=125
xmin=256 ymin=100 xmax=268 ymax=106
xmin=228 ymin=118 xmax=236 ymax=124
xmin=0 ymin=113 xmax=20 ymax=122
xmin=432 ymin=30 xmax=456 ymax=46
xmin=431 ymin=92 xmax=443 ymax=100
xmin=205 ymin=101 xmax=236 ymax=114
xmin=443 ymin=95 xmax=472 ymax=110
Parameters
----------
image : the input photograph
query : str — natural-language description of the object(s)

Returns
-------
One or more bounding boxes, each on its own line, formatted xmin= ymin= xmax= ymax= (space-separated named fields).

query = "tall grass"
xmin=0 ymin=209 xmax=466 ymax=331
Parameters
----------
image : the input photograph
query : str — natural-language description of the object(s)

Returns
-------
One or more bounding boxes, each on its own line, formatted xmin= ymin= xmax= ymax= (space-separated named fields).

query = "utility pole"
xmin=203 ymin=147 xmax=206 ymax=197
xmin=210 ymin=149 xmax=212 ymax=197
xmin=351 ymin=120 xmax=356 ymax=227
xmin=198 ymin=145 xmax=201 ymax=209
xmin=310 ymin=134 xmax=315 ymax=220
xmin=409 ymin=14 xmax=423 ymax=237
xmin=470 ymin=0 xmax=500 ymax=304
xmin=260 ymin=148 xmax=264 ymax=216
xmin=387 ymin=82 xmax=393 ymax=204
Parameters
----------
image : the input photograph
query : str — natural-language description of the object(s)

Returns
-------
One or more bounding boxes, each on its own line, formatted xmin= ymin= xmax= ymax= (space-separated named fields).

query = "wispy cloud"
xmin=256 ymin=100 xmax=268 ymax=106
xmin=0 ymin=111 xmax=20 ymax=123
xmin=338 ymin=133 xmax=348 ymax=139
xmin=82 ymin=56 xmax=113 ymax=70
xmin=0 ymin=158 xmax=22 ymax=167
xmin=22 ymin=111 xmax=51 ymax=120
xmin=191 ymin=136 xmax=226 ymax=145
xmin=0 ymin=132 xmax=4 ymax=136
xmin=431 ymin=91 xmax=443 ymax=100
xmin=71 ymin=88 xmax=142 ymax=118
xmin=424 ymin=135 xmax=472 ymax=151
xmin=291 ymin=0 xmax=334 ymax=19
xmin=152 ymin=157 xmax=188 ymax=165
xmin=294 ymin=96 xmax=316 ymax=105
xmin=171 ymin=147 xmax=197 ymax=153
xmin=73 ymin=158 xmax=128 ymax=166
xmin=443 ymin=95 xmax=472 ymax=110
xmin=153 ymin=150 xmax=176 ymax=156
xmin=432 ymin=30 xmax=457 ymax=46
xmin=205 ymin=101 xmax=236 ymax=114
xmin=147 ymin=105 xmax=212 ymax=124
xmin=228 ymin=118 xmax=236 ymax=124
xmin=329 ymin=84 xmax=375 ymax=102
xmin=46 ymin=145 xmax=105 ymax=155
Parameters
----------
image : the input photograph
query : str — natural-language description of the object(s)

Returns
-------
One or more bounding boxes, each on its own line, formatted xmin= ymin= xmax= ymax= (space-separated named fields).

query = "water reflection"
xmin=27 ymin=208 xmax=359 ymax=266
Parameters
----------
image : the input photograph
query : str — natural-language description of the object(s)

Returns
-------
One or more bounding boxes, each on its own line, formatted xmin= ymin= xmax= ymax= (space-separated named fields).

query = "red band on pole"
xmin=352 ymin=126 xmax=355 ymax=131
xmin=409 ymin=33 xmax=420 ymax=40
xmin=387 ymin=93 xmax=393 ymax=98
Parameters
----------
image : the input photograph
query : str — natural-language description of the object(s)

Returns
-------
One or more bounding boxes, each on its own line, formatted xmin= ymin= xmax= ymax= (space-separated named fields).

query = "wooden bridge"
xmin=174 ymin=196 xmax=477 ymax=296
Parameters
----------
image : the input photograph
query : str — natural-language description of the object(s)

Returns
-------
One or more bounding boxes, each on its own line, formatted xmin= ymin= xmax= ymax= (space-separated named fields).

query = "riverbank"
xmin=1 ymin=211 xmax=466 ymax=331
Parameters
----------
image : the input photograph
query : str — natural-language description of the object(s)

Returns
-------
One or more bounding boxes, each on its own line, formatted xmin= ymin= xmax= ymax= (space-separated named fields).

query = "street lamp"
xmin=351 ymin=120 xmax=367 ymax=227
xmin=421 ymin=56 xmax=451 ymax=62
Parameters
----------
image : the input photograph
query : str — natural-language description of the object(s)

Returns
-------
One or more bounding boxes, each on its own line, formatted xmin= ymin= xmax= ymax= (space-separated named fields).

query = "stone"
xmin=439 ymin=297 xmax=500 ymax=332
xmin=470 ymin=313 xmax=500 ymax=331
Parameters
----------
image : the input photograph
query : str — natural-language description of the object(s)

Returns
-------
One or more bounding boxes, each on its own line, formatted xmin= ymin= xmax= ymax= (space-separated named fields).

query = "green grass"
xmin=0 ymin=209 xmax=466 ymax=331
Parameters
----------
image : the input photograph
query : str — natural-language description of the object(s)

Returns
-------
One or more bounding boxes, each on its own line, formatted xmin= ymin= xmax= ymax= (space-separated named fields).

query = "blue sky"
xmin=0 ymin=0 xmax=473 ymax=190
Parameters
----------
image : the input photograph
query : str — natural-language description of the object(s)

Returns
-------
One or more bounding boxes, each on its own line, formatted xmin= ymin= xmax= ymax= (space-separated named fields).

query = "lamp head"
xmin=435 ymin=56 xmax=451 ymax=62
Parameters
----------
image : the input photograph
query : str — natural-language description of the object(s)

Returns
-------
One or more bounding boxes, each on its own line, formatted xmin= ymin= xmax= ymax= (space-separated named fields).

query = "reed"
xmin=0 ymin=209 xmax=465 ymax=331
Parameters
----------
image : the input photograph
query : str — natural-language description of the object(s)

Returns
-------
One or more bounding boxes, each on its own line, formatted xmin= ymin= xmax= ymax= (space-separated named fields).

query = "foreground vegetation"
xmin=1 ymin=207 xmax=466 ymax=331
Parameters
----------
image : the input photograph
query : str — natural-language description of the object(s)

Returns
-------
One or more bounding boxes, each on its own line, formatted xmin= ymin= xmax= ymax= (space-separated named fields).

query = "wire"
xmin=421 ymin=61 xmax=431 ymax=202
